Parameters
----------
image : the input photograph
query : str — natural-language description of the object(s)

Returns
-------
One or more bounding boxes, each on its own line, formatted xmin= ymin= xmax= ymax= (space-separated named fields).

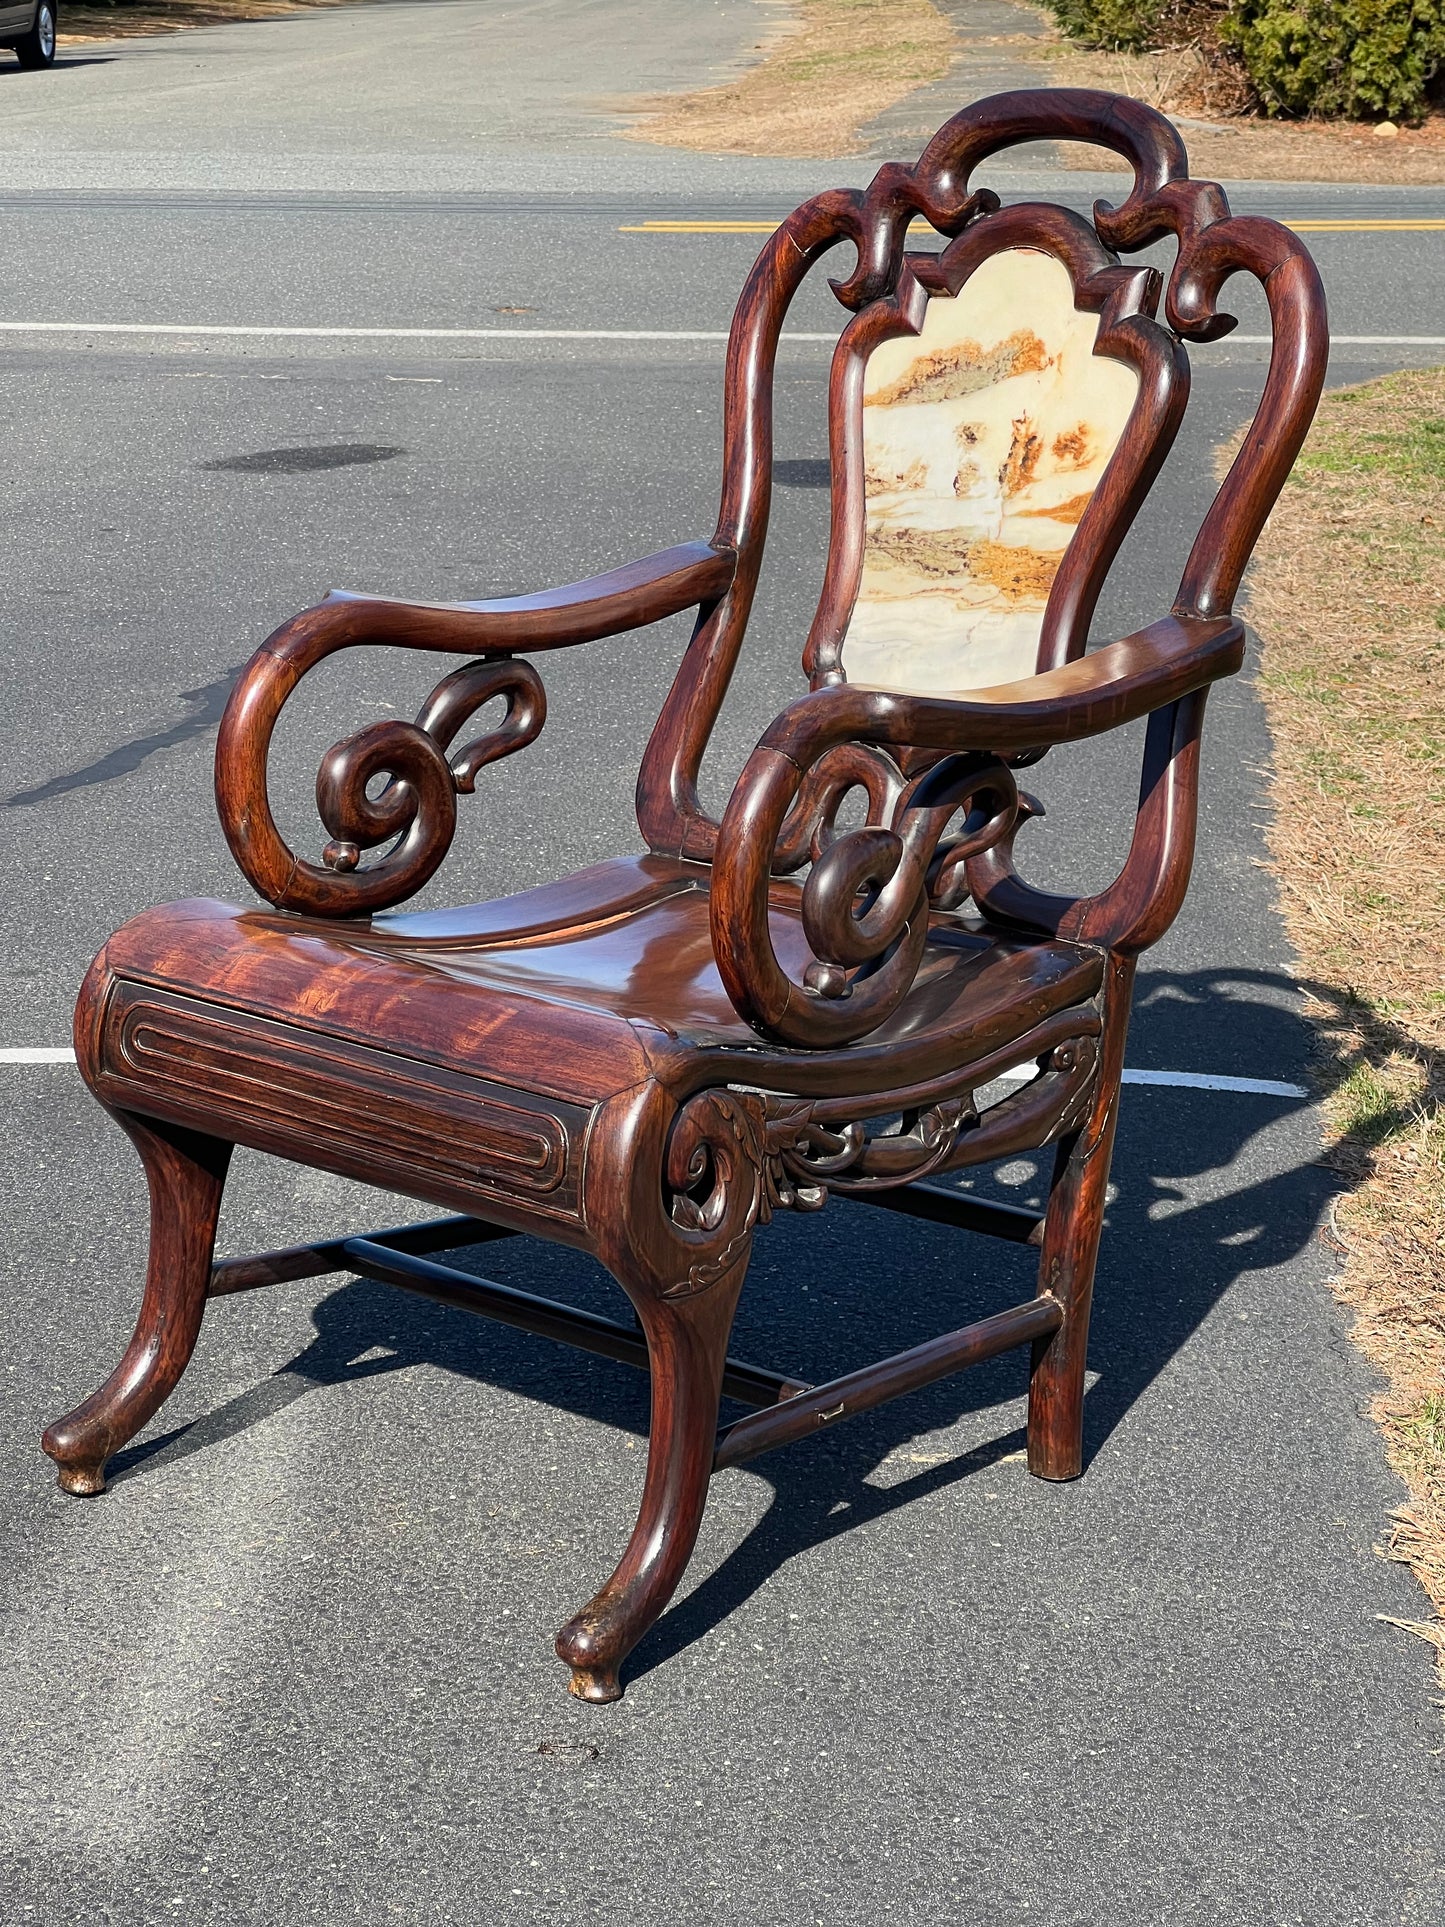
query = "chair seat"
xmin=78 ymin=853 xmax=1104 ymax=1237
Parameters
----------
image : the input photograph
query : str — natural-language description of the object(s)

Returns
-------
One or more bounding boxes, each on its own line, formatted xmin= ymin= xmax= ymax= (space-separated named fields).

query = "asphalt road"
xmin=1 ymin=5 xmax=1443 ymax=1924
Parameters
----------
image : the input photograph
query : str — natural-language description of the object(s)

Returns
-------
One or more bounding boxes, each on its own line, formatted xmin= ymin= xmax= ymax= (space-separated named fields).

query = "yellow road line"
xmin=619 ymin=219 xmax=936 ymax=234
xmin=1286 ymin=219 xmax=1445 ymax=231
xmin=620 ymin=221 xmax=781 ymax=232
xmin=621 ymin=217 xmax=1445 ymax=234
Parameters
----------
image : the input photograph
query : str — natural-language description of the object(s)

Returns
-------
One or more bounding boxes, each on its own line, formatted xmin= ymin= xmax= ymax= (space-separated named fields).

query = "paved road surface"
xmin=1 ymin=5 xmax=1442 ymax=1924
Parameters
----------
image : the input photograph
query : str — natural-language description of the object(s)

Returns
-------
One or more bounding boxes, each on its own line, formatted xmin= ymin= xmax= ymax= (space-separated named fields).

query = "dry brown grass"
xmin=58 ymin=0 xmax=351 ymax=43
xmin=1036 ymin=34 xmax=1445 ymax=184
xmin=622 ymin=0 xmax=954 ymax=160
xmin=1236 ymin=369 xmax=1445 ymax=1685
xmin=620 ymin=0 xmax=1445 ymax=182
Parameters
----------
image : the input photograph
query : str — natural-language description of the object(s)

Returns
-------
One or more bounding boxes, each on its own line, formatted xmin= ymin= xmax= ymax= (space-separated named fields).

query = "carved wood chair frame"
xmin=43 ymin=90 xmax=1327 ymax=1702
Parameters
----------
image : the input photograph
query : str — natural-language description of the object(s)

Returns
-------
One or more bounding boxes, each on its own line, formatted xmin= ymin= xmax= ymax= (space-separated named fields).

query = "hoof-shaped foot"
xmin=35 ymin=1113 xmax=231 ymax=1508
xmin=555 ymin=1618 xmax=625 ymax=1703
xmin=567 ymin=1664 xmax=623 ymax=1704
xmin=42 ymin=1428 xmax=109 ymax=1496
xmin=55 ymin=1462 xmax=108 ymax=1497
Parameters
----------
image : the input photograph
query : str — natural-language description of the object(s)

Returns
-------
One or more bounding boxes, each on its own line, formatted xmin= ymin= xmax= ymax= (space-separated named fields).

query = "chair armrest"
xmin=710 ymin=614 xmax=1244 ymax=1047
xmin=323 ymin=541 xmax=737 ymax=654
xmin=757 ymin=615 xmax=1243 ymax=767
xmin=216 ymin=542 xmax=736 ymax=917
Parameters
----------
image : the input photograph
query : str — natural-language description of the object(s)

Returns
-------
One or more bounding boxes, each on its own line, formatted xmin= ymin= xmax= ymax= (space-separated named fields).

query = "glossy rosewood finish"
xmin=712 ymin=1294 xmax=1063 ymax=1473
xmin=208 ymin=1214 xmax=514 ymax=1296
xmin=216 ymin=542 xmax=735 ymax=916
xmin=46 ymin=90 xmax=1327 ymax=1702
xmin=42 ymin=1113 xmax=231 ymax=1495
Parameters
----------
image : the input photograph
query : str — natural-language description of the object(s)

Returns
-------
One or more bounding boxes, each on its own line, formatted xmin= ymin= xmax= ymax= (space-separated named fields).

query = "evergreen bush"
xmin=1221 ymin=0 xmax=1445 ymax=124
xmin=1045 ymin=0 xmax=1445 ymax=123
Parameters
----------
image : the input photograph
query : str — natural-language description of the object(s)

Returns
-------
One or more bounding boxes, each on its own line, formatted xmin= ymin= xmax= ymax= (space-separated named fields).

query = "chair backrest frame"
xmin=634 ymin=86 xmax=1328 ymax=868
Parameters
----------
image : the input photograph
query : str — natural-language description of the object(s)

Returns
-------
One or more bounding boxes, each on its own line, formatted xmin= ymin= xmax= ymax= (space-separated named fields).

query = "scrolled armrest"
xmin=325 ymin=540 xmax=736 ymax=654
xmin=215 ymin=542 xmax=736 ymax=917
xmin=710 ymin=614 xmax=1243 ymax=1048
xmin=756 ymin=614 xmax=1243 ymax=767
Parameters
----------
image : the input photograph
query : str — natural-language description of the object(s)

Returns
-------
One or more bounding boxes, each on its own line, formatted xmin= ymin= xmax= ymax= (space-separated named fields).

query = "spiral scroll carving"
xmin=640 ymin=87 xmax=1326 ymax=870
xmin=713 ymin=744 xmax=1020 ymax=1048
xmin=315 ymin=659 xmax=546 ymax=899
xmin=217 ymin=631 xmax=545 ymax=918
xmin=662 ymin=1089 xmax=824 ymax=1298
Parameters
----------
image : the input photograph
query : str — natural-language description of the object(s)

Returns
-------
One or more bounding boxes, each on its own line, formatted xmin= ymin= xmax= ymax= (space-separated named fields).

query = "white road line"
xmin=623 ymin=218 xmax=1445 ymax=236
xmin=0 ymin=321 xmax=1438 ymax=347
xmin=1120 ymin=1069 xmax=1308 ymax=1098
xmin=996 ymin=1063 xmax=1306 ymax=1097
xmin=0 ymin=322 xmax=760 ymax=341
xmin=1294 ymin=335 xmax=1445 ymax=346
xmin=0 ymin=1045 xmax=1307 ymax=1095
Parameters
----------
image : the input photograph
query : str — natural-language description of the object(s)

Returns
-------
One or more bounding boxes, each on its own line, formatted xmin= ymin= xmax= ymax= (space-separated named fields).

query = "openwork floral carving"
xmin=661 ymin=1030 xmax=1099 ymax=1294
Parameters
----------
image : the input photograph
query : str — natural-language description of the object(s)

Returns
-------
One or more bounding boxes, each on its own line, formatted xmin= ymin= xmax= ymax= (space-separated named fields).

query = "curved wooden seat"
xmin=83 ymin=856 xmax=1104 ymax=1093
xmin=79 ymin=866 xmax=1105 ymax=1258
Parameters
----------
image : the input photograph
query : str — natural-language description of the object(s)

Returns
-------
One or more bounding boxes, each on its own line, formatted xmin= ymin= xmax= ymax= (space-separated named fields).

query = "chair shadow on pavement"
xmin=100 ymin=963 xmax=1379 ymax=1684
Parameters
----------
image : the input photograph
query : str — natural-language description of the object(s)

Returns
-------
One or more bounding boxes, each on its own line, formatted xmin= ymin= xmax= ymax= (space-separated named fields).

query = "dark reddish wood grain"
xmin=713 ymin=1294 xmax=1064 ymax=1473
xmin=42 ymin=1111 xmax=231 ymax=1495
xmin=46 ymin=88 xmax=1327 ymax=1703
xmin=217 ymin=542 xmax=735 ymax=916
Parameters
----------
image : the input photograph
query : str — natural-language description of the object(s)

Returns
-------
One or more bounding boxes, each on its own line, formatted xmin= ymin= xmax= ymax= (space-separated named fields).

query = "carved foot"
xmin=553 ymin=1265 xmax=746 ymax=1701
xmin=43 ymin=1440 xmax=111 ymax=1497
xmin=41 ymin=1113 xmax=231 ymax=1499
xmin=553 ymin=1618 xmax=624 ymax=1704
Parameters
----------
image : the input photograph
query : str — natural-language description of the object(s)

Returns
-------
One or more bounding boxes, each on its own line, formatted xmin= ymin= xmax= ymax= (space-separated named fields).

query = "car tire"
xmin=15 ymin=0 xmax=57 ymax=68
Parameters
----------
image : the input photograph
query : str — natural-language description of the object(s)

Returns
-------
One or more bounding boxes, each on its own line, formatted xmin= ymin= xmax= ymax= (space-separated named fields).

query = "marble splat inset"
xmin=842 ymin=247 xmax=1139 ymax=697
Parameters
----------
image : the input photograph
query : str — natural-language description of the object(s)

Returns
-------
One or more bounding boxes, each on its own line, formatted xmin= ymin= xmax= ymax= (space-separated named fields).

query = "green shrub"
xmin=1046 ymin=0 xmax=1172 ymax=49
xmin=1045 ymin=0 xmax=1209 ymax=51
xmin=1046 ymin=0 xmax=1445 ymax=122
xmin=1221 ymin=0 xmax=1445 ymax=124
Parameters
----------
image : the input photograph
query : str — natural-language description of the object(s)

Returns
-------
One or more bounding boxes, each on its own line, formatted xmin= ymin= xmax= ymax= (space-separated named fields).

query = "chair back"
xmin=636 ymin=87 xmax=1328 ymax=864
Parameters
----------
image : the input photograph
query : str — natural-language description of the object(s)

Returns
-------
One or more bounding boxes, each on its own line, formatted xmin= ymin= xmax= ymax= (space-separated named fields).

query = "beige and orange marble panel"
xmin=841 ymin=247 xmax=1139 ymax=697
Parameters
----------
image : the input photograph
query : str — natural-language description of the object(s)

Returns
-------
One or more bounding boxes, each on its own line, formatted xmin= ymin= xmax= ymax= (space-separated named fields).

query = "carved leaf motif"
xmin=661 ymin=1029 xmax=1100 ymax=1293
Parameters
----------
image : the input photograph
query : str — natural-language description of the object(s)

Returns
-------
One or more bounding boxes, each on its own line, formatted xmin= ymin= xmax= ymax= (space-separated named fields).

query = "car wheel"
xmin=15 ymin=0 xmax=57 ymax=68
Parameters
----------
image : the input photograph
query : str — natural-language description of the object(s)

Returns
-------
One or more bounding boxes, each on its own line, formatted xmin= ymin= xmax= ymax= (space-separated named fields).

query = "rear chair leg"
xmin=1027 ymin=956 xmax=1133 ymax=1481
xmin=42 ymin=1111 xmax=232 ymax=1496
xmin=555 ymin=1257 xmax=747 ymax=1702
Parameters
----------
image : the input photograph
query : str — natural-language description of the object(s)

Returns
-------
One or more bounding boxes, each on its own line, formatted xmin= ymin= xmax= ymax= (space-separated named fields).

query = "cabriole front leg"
xmin=42 ymin=1111 xmax=232 ymax=1496
xmin=555 ymin=1256 xmax=748 ymax=1702
xmin=559 ymin=1078 xmax=764 ymax=1701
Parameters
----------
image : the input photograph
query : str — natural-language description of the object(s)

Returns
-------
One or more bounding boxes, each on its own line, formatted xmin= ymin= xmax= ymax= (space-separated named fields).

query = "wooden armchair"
xmin=44 ymin=91 xmax=1326 ymax=1702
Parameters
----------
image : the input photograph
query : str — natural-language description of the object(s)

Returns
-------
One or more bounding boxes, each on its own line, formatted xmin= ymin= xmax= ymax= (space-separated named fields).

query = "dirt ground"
xmin=623 ymin=0 xmax=954 ymax=161
xmin=56 ymin=0 xmax=351 ymax=44
xmin=1042 ymin=37 xmax=1445 ymax=186
xmin=623 ymin=0 xmax=1445 ymax=184
xmin=1228 ymin=374 xmax=1445 ymax=1686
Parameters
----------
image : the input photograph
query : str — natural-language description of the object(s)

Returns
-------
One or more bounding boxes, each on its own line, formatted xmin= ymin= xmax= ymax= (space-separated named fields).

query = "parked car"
xmin=2 ymin=0 xmax=56 ymax=68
